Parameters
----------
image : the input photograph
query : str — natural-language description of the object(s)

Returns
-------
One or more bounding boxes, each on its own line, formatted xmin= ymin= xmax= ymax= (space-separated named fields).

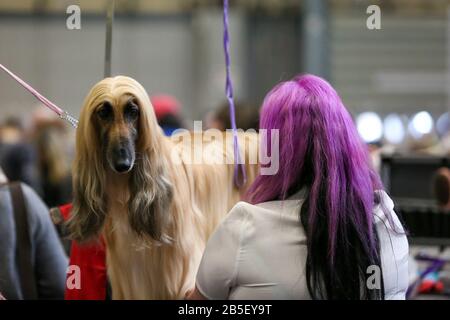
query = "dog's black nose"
xmin=114 ymin=159 xmax=131 ymax=173
xmin=110 ymin=143 xmax=134 ymax=173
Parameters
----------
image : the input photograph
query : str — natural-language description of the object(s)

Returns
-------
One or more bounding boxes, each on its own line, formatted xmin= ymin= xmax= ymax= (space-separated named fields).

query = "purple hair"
xmin=247 ymin=74 xmax=385 ymax=299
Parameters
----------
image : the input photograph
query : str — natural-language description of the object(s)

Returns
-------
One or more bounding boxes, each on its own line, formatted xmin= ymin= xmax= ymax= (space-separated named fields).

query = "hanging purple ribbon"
xmin=223 ymin=0 xmax=246 ymax=188
xmin=0 ymin=63 xmax=78 ymax=128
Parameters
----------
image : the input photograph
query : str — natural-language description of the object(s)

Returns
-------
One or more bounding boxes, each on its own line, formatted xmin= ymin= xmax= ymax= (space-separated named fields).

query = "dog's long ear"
xmin=128 ymin=148 xmax=173 ymax=243
xmin=66 ymin=85 xmax=108 ymax=244
xmin=127 ymin=92 xmax=174 ymax=243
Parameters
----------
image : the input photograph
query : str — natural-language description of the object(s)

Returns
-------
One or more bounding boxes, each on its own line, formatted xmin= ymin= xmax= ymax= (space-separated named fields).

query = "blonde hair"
xmin=35 ymin=124 xmax=70 ymax=184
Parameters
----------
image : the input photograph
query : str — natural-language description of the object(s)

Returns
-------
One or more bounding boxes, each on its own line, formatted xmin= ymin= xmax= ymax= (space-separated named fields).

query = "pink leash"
xmin=0 ymin=63 xmax=78 ymax=128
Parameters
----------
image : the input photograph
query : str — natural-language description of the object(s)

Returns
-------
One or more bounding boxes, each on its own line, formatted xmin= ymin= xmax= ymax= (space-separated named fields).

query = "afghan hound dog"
xmin=66 ymin=76 xmax=258 ymax=299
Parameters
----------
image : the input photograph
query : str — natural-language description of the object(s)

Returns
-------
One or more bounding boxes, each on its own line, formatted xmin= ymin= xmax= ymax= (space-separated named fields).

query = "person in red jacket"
xmin=53 ymin=204 xmax=107 ymax=300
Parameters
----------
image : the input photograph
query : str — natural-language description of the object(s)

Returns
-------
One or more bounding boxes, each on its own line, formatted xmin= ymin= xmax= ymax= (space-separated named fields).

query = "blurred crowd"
xmin=0 ymin=106 xmax=74 ymax=208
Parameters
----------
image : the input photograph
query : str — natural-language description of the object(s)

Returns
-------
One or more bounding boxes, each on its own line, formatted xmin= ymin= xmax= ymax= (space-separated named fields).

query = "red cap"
xmin=150 ymin=95 xmax=181 ymax=120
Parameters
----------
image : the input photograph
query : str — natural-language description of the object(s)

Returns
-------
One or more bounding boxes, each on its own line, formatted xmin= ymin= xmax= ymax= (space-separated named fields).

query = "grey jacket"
xmin=0 ymin=183 xmax=68 ymax=299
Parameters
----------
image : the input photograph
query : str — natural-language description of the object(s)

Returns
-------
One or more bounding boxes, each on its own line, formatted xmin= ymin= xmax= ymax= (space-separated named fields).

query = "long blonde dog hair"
xmin=67 ymin=76 xmax=258 ymax=299
xmin=67 ymin=76 xmax=173 ymax=244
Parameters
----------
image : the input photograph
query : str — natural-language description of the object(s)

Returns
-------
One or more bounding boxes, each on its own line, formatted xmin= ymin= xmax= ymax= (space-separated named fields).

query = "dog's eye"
xmin=128 ymin=108 xmax=139 ymax=118
xmin=97 ymin=102 xmax=112 ymax=120
xmin=125 ymin=101 xmax=139 ymax=120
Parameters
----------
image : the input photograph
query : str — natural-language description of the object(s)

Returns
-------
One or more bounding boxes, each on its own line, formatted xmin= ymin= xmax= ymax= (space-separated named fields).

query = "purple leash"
xmin=223 ymin=0 xmax=246 ymax=188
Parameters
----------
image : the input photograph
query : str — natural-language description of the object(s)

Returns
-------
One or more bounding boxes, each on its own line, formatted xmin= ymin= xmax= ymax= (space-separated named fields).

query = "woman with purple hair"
xmin=188 ymin=74 xmax=409 ymax=300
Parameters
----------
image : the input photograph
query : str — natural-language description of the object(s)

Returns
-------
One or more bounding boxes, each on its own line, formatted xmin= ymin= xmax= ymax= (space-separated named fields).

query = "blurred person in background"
xmin=0 ymin=166 xmax=68 ymax=299
xmin=0 ymin=165 xmax=7 ymax=184
xmin=0 ymin=117 xmax=39 ymax=191
xmin=407 ymin=133 xmax=441 ymax=156
xmin=367 ymin=142 xmax=383 ymax=174
xmin=150 ymin=94 xmax=185 ymax=136
xmin=205 ymin=101 xmax=259 ymax=131
xmin=31 ymin=107 xmax=72 ymax=208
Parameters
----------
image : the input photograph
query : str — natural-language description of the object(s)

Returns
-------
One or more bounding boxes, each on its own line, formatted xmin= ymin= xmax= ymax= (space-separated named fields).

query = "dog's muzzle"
xmin=110 ymin=143 xmax=134 ymax=173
